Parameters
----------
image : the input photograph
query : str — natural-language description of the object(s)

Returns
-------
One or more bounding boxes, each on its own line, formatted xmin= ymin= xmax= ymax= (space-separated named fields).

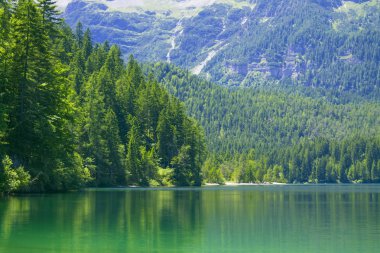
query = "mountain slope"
xmin=145 ymin=63 xmax=380 ymax=183
xmin=146 ymin=63 xmax=380 ymax=154
xmin=62 ymin=0 xmax=380 ymax=94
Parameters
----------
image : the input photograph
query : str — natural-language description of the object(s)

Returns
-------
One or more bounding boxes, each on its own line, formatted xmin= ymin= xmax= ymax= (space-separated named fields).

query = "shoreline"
xmin=4 ymin=182 xmax=376 ymax=196
xmin=205 ymin=182 xmax=287 ymax=186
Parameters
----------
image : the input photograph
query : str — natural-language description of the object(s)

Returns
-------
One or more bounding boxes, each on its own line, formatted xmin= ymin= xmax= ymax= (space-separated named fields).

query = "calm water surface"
xmin=1 ymin=185 xmax=380 ymax=253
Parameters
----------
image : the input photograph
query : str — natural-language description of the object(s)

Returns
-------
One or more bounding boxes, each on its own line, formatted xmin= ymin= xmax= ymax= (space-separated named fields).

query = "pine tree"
xmin=98 ymin=45 xmax=124 ymax=110
xmin=126 ymin=55 xmax=144 ymax=88
xmin=136 ymin=79 xmax=163 ymax=145
xmin=103 ymin=108 xmax=125 ymax=185
xmin=75 ymin=22 xmax=84 ymax=48
xmin=70 ymin=50 xmax=85 ymax=94
xmin=80 ymin=74 xmax=118 ymax=186
xmin=156 ymin=107 xmax=175 ymax=167
xmin=126 ymin=118 xmax=142 ymax=185
xmin=114 ymin=55 xmax=143 ymax=142
xmin=82 ymin=28 xmax=92 ymax=60
xmin=0 ymin=0 xmax=11 ymax=83
xmin=85 ymin=42 xmax=109 ymax=76
xmin=8 ymin=0 xmax=51 ymax=166
xmin=0 ymin=0 xmax=11 ymax=151
xmin=140 ymin=147 xmax=158 ymax=186
xmin=182 ymin=118 xmax=205 ymax=186
xmin=171 ymin=145 xmax=192 ymax=186
xmin=37 ymin=0 xmax=61 ymax=37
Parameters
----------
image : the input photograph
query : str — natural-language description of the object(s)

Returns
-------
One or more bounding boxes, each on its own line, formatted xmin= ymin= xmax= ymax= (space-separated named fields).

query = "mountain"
xmin=62 ymin=0 xmax=380 ymax=94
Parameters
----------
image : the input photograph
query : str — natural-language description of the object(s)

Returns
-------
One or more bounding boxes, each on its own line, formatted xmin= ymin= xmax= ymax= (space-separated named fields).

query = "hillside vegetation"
xmin=147 ymin=63 xmax=380 ymax=183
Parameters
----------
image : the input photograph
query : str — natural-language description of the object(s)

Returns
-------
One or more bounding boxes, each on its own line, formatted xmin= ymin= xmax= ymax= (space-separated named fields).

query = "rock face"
xmin=63 ymin=0 xmax=178 ymax=62
xmin=63 ymin=0 xmax=379 ymax=92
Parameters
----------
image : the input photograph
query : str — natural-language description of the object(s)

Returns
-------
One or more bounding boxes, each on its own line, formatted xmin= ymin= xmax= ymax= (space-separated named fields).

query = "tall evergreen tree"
xmin=37 ymin=0 xmax=60 ymax=36
xmin=0 ymin=0 xmax=11 ymax=152
xmin=156 ymin=107 xmax=176 ymax=167
xmin=171 ymin=145 xmax=192 ymax=186
xmin=126 ymin=118 xmax=142 ymax=185
xmin=75 ymin=22 xmax=84 ymax=48
xmin=82 ymin=28 xmax=93 ymax=60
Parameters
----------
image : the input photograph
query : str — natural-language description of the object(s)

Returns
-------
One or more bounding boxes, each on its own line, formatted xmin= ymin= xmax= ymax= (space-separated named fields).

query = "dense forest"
xmin=147 ymin=63 xmax=380 ymax=184
xmin=0 ymin=0 xmax=205 ymax=194
xmin=1 ymin=1 xmax=380 ymax=194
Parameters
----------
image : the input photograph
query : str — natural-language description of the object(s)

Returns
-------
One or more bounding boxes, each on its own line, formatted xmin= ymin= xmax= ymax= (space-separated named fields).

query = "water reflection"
xmin=0 ymin=185 xmax=379 ymax=253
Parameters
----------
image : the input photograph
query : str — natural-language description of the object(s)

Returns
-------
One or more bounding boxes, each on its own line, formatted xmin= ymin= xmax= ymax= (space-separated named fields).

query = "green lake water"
xmin=1 ymin=185 xmax=380 ymax=253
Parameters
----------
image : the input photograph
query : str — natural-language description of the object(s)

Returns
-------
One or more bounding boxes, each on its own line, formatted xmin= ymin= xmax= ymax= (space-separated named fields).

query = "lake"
xmin=1 ymin=185 xmax=380 ymax=253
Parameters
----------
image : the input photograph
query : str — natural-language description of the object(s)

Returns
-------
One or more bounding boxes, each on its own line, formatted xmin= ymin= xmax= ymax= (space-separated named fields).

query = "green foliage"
xmin=171 ymin=145 xmax=193 ymax=186
xmin=147 ymin=62 xmax=380 ymax=184
xmin=126 ymin=118 xmax=143 ymax=185
xmin=156 ymin=168 xmax=174 ymax=186
xmin=0 ymin=0 xmax=90 ymax=192
xmin=76 ymin=49 xmax=205 ymax=186
xmin=202 ymin=155 xmax=225 ymax=184
xmin=1 ymin=0 xmax=12 ymax=160
xmin=0 ymin=0 xmax=206 ymax=191
xmin=0 ymin=155 xmax=30 ymax=194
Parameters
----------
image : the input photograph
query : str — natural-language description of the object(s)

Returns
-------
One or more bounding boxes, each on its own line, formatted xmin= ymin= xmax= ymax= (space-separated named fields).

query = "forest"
xmin=1 ymin=1 xmax=380 ymax=194
xmin=148 ymin=63 xmax=380 ymax=184
xmin=0 ymin=0 xmax=205 ymax=194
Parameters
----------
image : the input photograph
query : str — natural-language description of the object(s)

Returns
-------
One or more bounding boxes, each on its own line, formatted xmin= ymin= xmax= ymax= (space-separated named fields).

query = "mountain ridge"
xmin=62 ymin=0 xmax=380 ymax=94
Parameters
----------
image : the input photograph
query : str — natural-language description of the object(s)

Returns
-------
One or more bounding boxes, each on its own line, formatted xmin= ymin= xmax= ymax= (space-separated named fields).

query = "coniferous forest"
xmin=0 ymin=0 xmax=205 ymax=193
xmin=1 ymin=0 xmax=380 ymax=194
xmin=148 ymin=63 xmax=380 ymax=184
